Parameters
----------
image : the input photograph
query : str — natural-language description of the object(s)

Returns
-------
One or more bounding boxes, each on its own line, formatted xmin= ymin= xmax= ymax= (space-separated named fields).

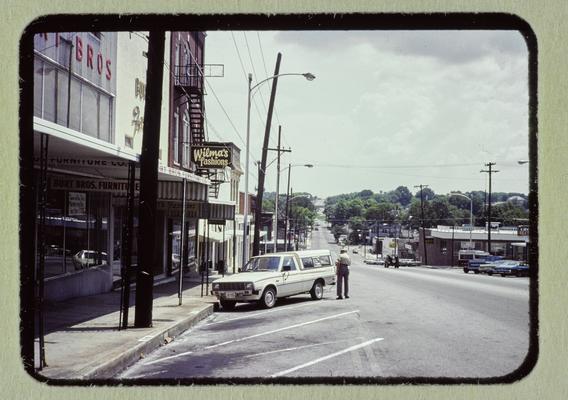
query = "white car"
xmin=73 ymin=250 xmax=108 ymax=270
xmin=211 ymin=250 xmax=337 ymax=310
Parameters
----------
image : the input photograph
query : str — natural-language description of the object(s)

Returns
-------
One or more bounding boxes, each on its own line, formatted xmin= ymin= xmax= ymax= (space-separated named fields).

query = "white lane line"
xmin=204 ymin=310 xmax=360 ymax=350
xmin=244 ymin=338 xmax=360 ymax=358
xmin=208 ymin=301 xmax=316 ymax=326
xmin=270 ymin=337 xmax=384 ymax=377
xmin=144 ymin=310 xmax=359 ymax=367
xmin=143 ymin=350 xmax=193 ymax=366
xmin=126 ymin=369 xmax=168 ymax=379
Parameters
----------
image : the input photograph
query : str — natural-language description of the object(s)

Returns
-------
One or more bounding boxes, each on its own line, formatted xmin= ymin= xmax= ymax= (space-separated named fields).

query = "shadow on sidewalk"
xmin=37 ymin=278 xmax=210 ymax=337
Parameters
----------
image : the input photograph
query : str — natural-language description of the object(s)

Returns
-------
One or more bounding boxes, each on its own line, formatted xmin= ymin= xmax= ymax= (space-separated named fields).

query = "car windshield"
xmin=242 ymin=256 xmax=281 ymax=272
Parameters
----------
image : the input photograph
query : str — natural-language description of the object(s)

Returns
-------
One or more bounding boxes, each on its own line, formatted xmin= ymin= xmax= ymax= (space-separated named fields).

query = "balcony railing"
xmin=173 ymin=63 xmax=224 ymax=92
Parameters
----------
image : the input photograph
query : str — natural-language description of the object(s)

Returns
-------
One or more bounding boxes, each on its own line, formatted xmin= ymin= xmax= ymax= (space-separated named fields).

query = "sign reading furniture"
xmin=191 ymin=145 xmax=232 ymax=169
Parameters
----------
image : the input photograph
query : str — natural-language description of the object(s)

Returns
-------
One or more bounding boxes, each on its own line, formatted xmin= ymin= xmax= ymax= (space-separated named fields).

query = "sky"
xmin=203 ymin=30 xmax=530 ymax=199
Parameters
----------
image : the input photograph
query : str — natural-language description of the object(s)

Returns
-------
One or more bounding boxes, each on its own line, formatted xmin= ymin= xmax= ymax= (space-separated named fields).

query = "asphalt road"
xmin=119 ymin=227 xmax=531 ymax=380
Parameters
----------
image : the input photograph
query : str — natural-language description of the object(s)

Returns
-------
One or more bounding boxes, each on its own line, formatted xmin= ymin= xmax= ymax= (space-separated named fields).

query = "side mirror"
xmin=282 ymin=265 xmax=291 ymax=272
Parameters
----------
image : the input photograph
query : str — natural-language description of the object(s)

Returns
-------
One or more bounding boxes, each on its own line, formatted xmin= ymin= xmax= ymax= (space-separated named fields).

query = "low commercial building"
xmin=417 ymin=225 xmax=529 ymax=267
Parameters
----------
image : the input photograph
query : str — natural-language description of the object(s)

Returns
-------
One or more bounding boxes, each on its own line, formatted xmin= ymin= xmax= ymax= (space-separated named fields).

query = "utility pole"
xmin=134 ymin=31 xmax=165 ymax=328
xmin=480 ymin=162 xmax=499 ymax=254
xmin=267 ymin=125 xmax=291 ymax=253
xmin=414 ymin=184 xmax=429 ymax=266
xmin=253 ymin=52 xmax=282 ymax=256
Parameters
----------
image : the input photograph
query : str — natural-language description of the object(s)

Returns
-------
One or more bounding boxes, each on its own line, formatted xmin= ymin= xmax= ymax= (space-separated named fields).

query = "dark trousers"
xmin=336 ymin=265 xmax=349 ymax=297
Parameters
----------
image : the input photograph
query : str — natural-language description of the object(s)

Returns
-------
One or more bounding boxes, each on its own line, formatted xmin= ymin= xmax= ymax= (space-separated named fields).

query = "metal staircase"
xmin=174 ymin=63 xmax=225 ymax=198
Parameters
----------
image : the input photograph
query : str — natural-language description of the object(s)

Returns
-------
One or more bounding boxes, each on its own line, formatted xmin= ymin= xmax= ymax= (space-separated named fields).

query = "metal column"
xmin=178 ymin=178 xmax=187 ymax=305
xmin=119 ymin=161 xmax=136 ymax=330
xmin=37 ymin=133 xmax=49 ymax=369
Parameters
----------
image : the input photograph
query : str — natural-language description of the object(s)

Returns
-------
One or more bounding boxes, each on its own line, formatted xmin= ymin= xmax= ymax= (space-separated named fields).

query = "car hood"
xmin=214 ymin=271 xmax=281 ymax=283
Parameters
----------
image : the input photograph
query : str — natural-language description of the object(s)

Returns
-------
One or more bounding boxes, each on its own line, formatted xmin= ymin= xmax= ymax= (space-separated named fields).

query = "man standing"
xmin=336 ymin=249 xmax=351 ymax=300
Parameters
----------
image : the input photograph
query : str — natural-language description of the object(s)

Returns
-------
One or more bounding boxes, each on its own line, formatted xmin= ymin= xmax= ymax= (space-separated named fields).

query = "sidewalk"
xmin=34 ymin=271 xmax=227 ymax=380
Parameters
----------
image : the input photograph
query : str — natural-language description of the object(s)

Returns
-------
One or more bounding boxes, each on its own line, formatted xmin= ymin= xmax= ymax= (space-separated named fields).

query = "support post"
xmin=253 ymin=53 xmax=282 ymax=256
xmin=134 ymin=31 xmax=165 ymax=328
xmin=178 ymin=178 xmax=187 ymax=305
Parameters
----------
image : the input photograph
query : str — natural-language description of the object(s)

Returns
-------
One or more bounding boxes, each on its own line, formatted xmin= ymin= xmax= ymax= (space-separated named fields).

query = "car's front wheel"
xmin=220 ymin=300 xmax=236 ymax=311
xmin=259 ymin=287 xmax=277 ymax=309
xmin=310 ymin=281 xmax=324 ymax=300
xmin=463 ymin=268 xmax=469 ymax=273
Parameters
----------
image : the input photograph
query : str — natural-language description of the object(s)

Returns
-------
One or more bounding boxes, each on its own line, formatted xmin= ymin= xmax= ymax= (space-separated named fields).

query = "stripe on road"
xmin=204 ymin=310 xmax=360 ymax=350
xmin=270 ymin=337 xmax=384 ymax=377
xmin=143 ymin=310 xmax=360 ymax=367
xmin=143 ymin=350 xmax=194 ymax=366
xmin=244 ymin=338 xmax=360 ymax=358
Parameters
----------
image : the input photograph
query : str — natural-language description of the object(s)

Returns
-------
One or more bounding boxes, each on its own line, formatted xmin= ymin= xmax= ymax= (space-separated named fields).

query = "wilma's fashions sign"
xmin=191 ymin=145 xmax=231 ymax=169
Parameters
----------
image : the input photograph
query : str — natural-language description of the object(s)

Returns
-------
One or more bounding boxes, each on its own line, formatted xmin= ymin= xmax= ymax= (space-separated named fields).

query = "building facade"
xmin=32 ymin=31 xmax=243 ymax=302
xmin=417 ymin=225 xmax=529 ymax=267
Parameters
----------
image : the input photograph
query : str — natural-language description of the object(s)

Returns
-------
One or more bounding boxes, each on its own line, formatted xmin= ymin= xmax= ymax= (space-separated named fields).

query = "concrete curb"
xmin=81 ymin=304 xmax=214 ymax=380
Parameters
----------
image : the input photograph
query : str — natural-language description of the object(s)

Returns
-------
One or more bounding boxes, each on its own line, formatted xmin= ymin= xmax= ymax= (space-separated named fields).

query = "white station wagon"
xmin=211 ymin=250 xmax=337 ymax=310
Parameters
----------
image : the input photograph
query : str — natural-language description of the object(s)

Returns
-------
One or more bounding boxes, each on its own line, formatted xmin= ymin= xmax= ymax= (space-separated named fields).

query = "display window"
xmin=37 ymin=185 xmax=110 ymax=278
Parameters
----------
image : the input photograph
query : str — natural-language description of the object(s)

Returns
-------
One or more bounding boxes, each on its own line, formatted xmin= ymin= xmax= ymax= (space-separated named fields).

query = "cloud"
xmin=273 ymin=30 xmax=527 ymax=65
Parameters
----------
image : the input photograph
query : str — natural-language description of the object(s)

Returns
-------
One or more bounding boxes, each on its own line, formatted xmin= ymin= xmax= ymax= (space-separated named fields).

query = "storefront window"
xmin=99 ymin=94 xmax=111 ymax=142
xmin=35 ymin=55 xmax=114 ymax=143
xmin=43 ymin=64 xmax=57 ymax=122
xmin=37 ymin=184 xmax=110 ymax=278
xmin=56 ymin=71 xmax=69 ymax=126
xmin=173 ymin=112 xmax=179 ymax=164
xmin=69 ymin=77 xmax=82 ymax=131
xmin=82 ymin=85 xmax=99 ymax=138
xmin=34 ymin=59 xmax=43 ymax=117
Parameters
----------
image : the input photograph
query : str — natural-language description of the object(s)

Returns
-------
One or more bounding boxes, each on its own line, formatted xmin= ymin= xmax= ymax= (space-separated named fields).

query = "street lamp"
xmin=242 ymin=72 xmax=315 ymax=267
xmin=449 ymin=192 xmax=473 ymax=249
xmin=283 ymin=165 xmax=313 ymax=250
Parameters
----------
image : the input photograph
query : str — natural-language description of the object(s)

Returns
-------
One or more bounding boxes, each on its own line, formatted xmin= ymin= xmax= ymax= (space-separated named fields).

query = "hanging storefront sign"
xmin=34 ymin=156 xmax=130 ymax=168
xmin=50 ymin=175 xmax=140 ymax=195
xmin=68 ymin=192 xmax=86 ymax=215
xmin=191 ymin=145 xmax=232 ymax=169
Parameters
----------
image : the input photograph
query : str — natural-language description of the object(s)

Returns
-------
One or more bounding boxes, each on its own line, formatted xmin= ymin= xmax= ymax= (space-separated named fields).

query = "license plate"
xmin=225 ymin=292 xmax=236 ymax=299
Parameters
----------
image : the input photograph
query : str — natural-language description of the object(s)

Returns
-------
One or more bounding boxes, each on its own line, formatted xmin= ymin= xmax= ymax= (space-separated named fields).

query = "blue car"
xmin=492 ymin=260 xmax=529 ymax=277
xmin=464 ymin=255 xmax=503 ymax=274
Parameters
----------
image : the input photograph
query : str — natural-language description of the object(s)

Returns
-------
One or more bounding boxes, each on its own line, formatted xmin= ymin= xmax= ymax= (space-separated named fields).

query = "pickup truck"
xmin=464 ymin=255 xmax=503 ymax=274
xmin=211 ymin=249 xmax=337 ymax=310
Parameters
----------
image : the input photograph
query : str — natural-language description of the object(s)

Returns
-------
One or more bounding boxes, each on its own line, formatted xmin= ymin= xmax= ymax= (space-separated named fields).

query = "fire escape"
xmin=174 ymin=63 xmax=225 ymax=198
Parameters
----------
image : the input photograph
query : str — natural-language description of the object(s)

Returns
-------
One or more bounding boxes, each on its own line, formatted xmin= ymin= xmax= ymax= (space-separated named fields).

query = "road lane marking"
xmin=126 ymin=369 xmax=168 ymax=379
xmin=270 ymin=337 xmax=384 ymax=377
xmin=244 ymin=338 xmax=360 ymax=358
xmin=208 ymin=301 xmax=316 ymax=326
xmin=142 ymin=310 xmax=360 ymax=367
xmin=204 ymin=310 xmax=360 ymax=350
xmin=143 ymin=350 xmax=194 ymax=366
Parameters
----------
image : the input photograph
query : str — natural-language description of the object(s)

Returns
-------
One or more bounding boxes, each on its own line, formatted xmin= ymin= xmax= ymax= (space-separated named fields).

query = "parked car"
xmin=73 ymin=250 xmax=108 ymax=270
xmin=492 ymin=260 xmax=529 ymax=277
xmin=352 ymin=248 xmax=358 ymax=254
xmin=464 ymin=255 xmax=503 ymax=274
xmin=211 ymin=250 xmax=337 ymax=310
xmin=479 ymin=262 xmax=497 ymax=275
xmin=399 ymin=258 xmax=421 ymax=267
xmin=364 ymin=256 xmax=384 ymax=265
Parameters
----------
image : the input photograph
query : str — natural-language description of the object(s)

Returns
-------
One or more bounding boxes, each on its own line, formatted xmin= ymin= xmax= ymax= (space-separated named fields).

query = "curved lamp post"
xmin=449 ymin=192 xmax=473 ymax=249
xmin=242 ymin=72 xmax=315 ymax=267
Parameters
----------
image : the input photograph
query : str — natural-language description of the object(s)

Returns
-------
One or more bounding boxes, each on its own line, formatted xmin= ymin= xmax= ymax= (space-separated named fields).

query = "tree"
xmin=364 ymin=203 xmax=395 ymax=223
xmin=393 ymin=186 xmax=413 ymax=206
xmin=491 ymin=202 xmax=528 ymax=226
xmin=415 ymin=187 xmax=435 ymax=201
xmin=331 ymin=225 xmax=347 ymax=243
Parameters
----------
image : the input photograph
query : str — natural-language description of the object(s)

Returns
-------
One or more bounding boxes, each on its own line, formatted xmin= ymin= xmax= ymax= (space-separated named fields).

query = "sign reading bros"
xmin=191 ymin=145 xmax=231 ymax=169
